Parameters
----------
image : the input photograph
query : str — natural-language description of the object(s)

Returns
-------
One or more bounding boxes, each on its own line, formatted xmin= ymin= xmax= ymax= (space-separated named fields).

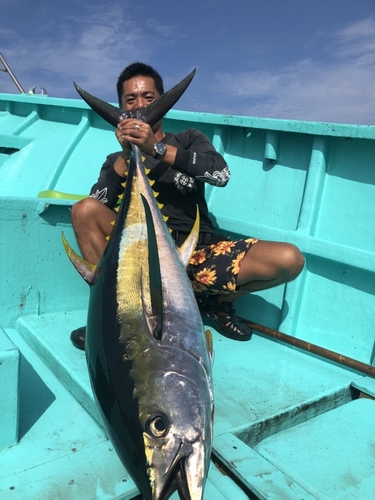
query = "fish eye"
xmin=146 ymin=415 xmax=169 ymax=438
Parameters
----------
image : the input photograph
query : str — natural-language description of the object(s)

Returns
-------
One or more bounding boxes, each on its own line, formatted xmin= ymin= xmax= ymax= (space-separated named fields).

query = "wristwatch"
xmin=153 ymin=141 xmax=167 ymax=159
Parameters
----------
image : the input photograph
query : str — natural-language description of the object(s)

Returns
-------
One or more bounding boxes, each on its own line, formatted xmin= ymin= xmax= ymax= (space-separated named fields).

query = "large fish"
xmin=62 ymin=72 xmax=214 ymax=500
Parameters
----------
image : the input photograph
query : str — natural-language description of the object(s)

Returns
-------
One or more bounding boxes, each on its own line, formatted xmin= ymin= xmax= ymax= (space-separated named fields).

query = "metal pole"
xmin=244 ymin=318 xmax=375 ymax=378
xmin=0 ymin=53 xmax=25 ymax=93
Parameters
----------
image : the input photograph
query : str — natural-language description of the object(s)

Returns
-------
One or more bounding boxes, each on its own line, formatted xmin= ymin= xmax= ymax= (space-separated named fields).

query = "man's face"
xmin=121 ymin=76 xmax=160 ymax=112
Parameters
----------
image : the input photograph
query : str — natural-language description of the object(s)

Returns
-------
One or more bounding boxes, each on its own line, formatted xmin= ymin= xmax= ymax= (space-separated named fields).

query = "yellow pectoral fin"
xmin=178 ymin=206 xmax=200 ymax=267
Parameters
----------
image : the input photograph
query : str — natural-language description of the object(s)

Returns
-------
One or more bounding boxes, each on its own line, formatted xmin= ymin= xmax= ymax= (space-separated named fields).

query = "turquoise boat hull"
xmin=1 ymin=92 xmax=375 ymax=499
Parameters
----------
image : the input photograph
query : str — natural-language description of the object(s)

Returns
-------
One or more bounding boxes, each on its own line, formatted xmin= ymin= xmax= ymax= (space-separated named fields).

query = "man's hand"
xmin=115 ymin=118 xmax=131 ymax=159
xmin=116 ymin=118 xmax=156 ymax=157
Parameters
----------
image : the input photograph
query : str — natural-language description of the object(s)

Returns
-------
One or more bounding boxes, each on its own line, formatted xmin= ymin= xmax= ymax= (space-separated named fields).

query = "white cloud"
xmin=213 ymin=18 xmax=375 ymax=125
xmin=332 ymin=17 xmax=375 ymax=66
xmin=0 ymin=1 xmax=169 ymax=99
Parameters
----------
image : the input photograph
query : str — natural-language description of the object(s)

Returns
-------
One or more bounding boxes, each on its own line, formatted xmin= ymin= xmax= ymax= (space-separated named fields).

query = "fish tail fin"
xmin=178 ymin=206 xmax=200 ymax=267
xmin=61 ymin=232 xmax=97 ymax=285
xmin=74 ymin=69 xmax=195 ymax=130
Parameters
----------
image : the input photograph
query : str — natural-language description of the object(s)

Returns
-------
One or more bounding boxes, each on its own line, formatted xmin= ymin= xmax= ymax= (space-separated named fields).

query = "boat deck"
xmin=1 ymin=92 xmax=375 ymax=499
xmin=2 ymin=309 xmax=375 ymax=499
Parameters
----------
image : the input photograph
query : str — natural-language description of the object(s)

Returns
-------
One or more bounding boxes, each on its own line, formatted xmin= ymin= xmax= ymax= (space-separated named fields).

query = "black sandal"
xmin=196 ymin=295 xmax=217 ymax=320
xmin=196 ymin=296 xmax=252 ymax=342
xmin=70 ymin=326 xmax=86 ymax=350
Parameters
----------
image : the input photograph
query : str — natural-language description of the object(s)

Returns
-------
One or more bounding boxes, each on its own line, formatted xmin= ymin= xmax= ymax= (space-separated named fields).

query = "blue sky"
xmin=1 ymin=0 xmax=375 ymax=125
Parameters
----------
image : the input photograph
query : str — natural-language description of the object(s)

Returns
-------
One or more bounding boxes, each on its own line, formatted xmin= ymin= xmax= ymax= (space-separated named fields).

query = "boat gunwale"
xmin=1 ymin=92 xmax=375 ymax=140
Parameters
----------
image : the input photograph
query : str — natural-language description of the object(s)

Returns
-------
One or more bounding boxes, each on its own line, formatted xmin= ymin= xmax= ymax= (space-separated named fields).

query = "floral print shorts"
xmin=187 ymin=237 xmax=258 ymax=295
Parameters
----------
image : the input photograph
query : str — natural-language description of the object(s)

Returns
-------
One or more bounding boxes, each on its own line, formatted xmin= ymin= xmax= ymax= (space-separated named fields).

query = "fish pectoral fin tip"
xmin=146 ymin=315 xmax=162 ymax=342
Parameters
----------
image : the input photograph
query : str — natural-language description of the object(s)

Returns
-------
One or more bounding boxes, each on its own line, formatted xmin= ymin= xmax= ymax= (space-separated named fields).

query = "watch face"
xmin=154 ymin=141 xmax=167 ymax=156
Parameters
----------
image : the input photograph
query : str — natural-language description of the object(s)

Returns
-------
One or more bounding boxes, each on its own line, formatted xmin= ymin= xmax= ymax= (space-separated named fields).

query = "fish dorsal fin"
xmin=178 ymin=206 xmax=200 ymax=268
xmin=205 ymin=329 xmax=215 ymax=363
xmin=140 ymin=194 xmax=163 ymax=341
xmin=61 ymin=232 xmax=97 ymax=285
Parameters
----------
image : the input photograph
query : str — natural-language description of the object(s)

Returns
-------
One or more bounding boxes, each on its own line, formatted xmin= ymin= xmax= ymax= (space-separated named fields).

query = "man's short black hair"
xmin=116 ymin=62 xmax=164 ymax=106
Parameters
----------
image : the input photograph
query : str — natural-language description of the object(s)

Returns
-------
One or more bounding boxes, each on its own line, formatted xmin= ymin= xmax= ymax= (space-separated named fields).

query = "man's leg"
xmin=197 ymin=241 xmax=304 ymax=341
xmin=71 ymin=198 xmax=117 ymax=264
xmin=218 ymin=241 xmax=304 ymax=302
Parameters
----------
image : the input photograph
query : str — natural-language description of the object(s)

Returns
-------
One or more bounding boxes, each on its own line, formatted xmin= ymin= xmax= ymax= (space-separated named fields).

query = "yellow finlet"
xmin=118 ymin=194 xmax=123 ymax=200
xmin=114 ymin=206 xmax=120 ymax=213
xmin=148 ymin=179 xmax=155 ymax=186
xmin=105 ymin=235 xmax=110 ymax=241
xmin=153 ymin=191 xmax=160 ymax=197
xmin=145 ymin=168 xmax=151 ymax=175
xmin=157 ymin=202 xmax=164 ymax=210
xmin=163 ymin=215 xmax=169 ymax=222
xmin=121 ymin=182 xmax=126 ymax=188
xmin=110 ymin=220 xmax=116 ymax=226
xmin=142 ymin=156 xmax=146 ymax=162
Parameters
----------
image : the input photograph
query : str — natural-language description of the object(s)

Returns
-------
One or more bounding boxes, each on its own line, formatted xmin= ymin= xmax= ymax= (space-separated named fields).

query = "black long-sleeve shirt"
xmin=89 ymin=128 xmax=230 ymax=234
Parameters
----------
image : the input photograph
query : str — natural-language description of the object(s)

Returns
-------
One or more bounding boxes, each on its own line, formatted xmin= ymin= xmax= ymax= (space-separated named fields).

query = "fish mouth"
xmin=151 ymin=439 xmax=207 ymax=500
xmin=155 ymin=456 xmax=203 ymax=500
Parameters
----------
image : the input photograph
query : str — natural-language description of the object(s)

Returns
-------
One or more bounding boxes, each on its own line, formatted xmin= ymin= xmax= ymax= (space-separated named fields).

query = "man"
xmin=70 ymin=62 xmax=304 ymax=350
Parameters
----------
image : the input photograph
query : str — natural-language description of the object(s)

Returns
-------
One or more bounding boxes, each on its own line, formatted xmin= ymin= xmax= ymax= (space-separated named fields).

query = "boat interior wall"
xmin=0 ymin=197 xmax=88 ymax=327
xmin=1 ymin=93 xmax=375 ymax=499
xmin=1 ymin=92 xmax=375 ymax=365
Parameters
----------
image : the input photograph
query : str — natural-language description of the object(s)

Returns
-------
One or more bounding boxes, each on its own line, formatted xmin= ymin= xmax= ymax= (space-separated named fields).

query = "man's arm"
xmin=118 ymin=120 xmax=230 ymax=188
xmin=89 ymin=124 xmax=131 ymax=209
xmin=171 ymin=129 xmax=230 ymax=187
xmin=89 ymin=153 xmax=127 ymax=209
